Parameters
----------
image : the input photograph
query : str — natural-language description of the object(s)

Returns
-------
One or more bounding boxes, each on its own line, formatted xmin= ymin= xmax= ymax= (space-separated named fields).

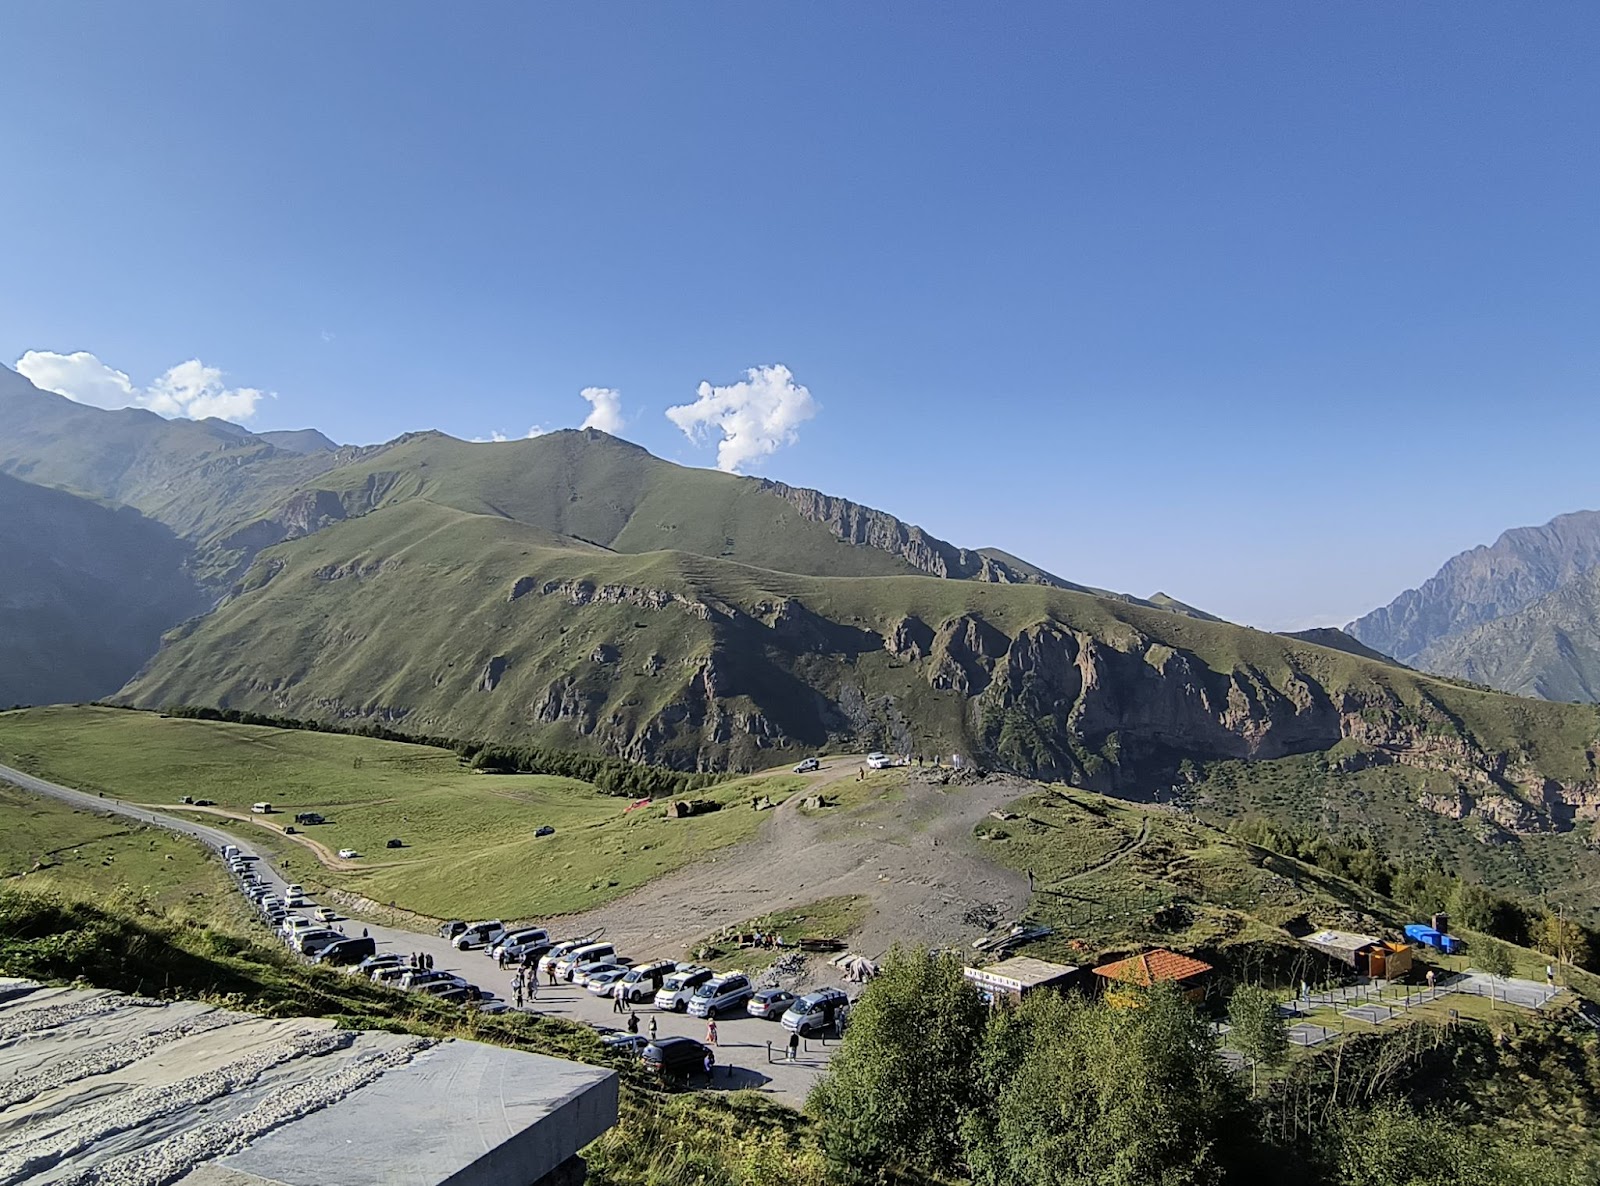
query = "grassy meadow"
xmin=0 ymin=706 xmax=803 ymax=922
xmin=0 ymin=780 xmax=238 ymax=921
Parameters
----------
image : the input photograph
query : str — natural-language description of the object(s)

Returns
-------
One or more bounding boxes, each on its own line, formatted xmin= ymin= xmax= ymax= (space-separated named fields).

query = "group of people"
xmin=747 ymin=930 xmax=786 ymax=950
xmin=510 ymin=962 xmax=542 ymax=1010
xmin=407 ymin=951 xmax=434 ymax=971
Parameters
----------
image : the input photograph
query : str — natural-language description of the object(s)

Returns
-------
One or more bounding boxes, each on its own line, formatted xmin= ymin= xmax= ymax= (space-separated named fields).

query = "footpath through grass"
xmin=0 ymin=706 xmax=801 ymax=923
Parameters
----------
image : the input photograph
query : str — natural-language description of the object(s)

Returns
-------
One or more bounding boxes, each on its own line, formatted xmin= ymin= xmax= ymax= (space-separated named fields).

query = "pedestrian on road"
xmin=706 ymin=1019 xmax=718 ymax=1046
xmin=426 ymin=953 xmax=434 ymax=971
xmin=514 ymin=984 xmax=525 ymax=1009
xmin=362 ymin=928 xmax=368 ymax=939
xmin=612 ymin=989 xmax=625 ymax=1014
xmin=498 ymin=949 xmax=508 ymax=970
xmin=703 ymin=1050 xmax=714 ymax=1079
xmin=627 ymin=1012 xmax=639 ymax=1035
xmin=649 ymin=1016 xmax=658 ymax=1041
xmin=547 ymin=965 xmax=557 ymax=987
xmin=528 ymin=974 xmax=539 ymax=999
xmin=787 ymin=1031 xmax=799 ymax=1062
xmin=1426 ymin=968 xmax=1436 ymax=991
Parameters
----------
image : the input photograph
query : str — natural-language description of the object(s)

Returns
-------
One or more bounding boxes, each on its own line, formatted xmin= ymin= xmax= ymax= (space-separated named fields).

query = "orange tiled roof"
xmin=1092 ymin=948 xmax=1213 ymax=986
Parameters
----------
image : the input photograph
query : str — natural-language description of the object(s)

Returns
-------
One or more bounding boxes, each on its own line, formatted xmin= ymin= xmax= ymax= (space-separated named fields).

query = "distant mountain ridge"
xmin=1347 ymin=510 xmax=1600 ymax=664
xmin=6 ymin=361 xmax=1600 ymax=848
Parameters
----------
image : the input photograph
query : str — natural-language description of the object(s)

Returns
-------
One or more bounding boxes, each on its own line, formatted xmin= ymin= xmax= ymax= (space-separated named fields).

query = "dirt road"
xmin=554 ymin=764 xmax=1033 ymax=959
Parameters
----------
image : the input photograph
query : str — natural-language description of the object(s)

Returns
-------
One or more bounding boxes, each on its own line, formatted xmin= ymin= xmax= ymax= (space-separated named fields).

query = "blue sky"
xmin=3 ymin=3 xmax=1597 ymax=630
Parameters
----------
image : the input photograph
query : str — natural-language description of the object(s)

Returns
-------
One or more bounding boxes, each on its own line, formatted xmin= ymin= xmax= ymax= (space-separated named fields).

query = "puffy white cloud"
xmin=15 ymin=349 xmax=270 ymax=422
xmin=15 ymin=350 xmax=139 ymax=410
xmin=579 ymin=386 xmax=624 ymax=434
xmin=665 ymin=364 xmax=817 ymax=473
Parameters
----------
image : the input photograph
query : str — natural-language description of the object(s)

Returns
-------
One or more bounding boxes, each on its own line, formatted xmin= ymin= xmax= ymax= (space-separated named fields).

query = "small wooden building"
xmin=1303 ymin=930 xmax=1414 ymax=980
xmin=964 ymin=956 xmax=1080 ymax=1004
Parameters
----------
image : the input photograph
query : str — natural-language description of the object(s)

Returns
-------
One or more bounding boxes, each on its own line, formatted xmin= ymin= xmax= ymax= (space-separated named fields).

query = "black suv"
xmin=641 ymin=1036 xmax=713 ymax=1081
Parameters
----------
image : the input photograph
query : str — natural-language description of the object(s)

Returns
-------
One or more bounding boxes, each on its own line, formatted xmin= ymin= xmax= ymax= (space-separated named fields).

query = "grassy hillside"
xmin=0 ymin=706 xmax=801 ymax=920
xmin=121 ymin=496 xmax=1600 ymax=802
xmin=0 ymin=472 xmax=206 ymax=705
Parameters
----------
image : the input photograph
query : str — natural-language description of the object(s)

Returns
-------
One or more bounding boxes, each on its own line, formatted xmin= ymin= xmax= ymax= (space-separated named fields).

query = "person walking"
xmin=547 ymin=964 xmax=557 ymax=988
xmin=627 ymin=1011 xmax=639 ymax=1035
xmin=703 ymin=1050 xmax=715 ymax=1080
xmin=648 ymin=1016 xmax=658 ymax=1042
xmin=528 ymin=972 xmax=539 ymax=999
xmin=361 ymin=927 xmax=369 ymax=939
xmin=787 ymin=1030 xmax=799 ymax=1062
xmin=514 ymin=982 xmax=525 ymax=1010
xmin=706 ymin=1019 xmax=718 ymax=1046
xmin=612 ymin=988 xmax=625 ymax=1014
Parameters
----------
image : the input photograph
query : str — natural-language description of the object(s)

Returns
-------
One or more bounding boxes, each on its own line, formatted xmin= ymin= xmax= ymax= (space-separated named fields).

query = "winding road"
xmin=0 ymin=761 xmax=835 ymax=1104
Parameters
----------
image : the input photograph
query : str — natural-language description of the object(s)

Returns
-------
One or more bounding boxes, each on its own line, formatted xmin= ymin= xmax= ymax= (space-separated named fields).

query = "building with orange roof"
xmin=1091 ymin=948 xmax=1213 ymax=1005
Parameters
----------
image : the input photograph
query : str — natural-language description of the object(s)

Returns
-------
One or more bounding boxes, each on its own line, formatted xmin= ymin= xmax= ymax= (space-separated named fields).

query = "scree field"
xmin=0 ymin=706 xmax=801 ymax=921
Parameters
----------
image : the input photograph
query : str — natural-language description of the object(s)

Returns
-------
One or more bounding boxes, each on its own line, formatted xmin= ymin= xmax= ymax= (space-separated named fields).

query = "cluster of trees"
xmin=807 ymin=948 xmax=1590 ymax=1186
xmin=1229 ymin=817 xmax=1595 ymax=969
xmin=157 ymin=703 xmax=718 ymax=799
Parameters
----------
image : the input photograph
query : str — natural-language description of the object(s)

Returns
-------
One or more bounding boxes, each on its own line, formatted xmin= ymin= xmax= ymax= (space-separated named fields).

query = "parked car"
xmin=314 ymin=937 xmax=377 ymax=966
xmin=747 ymin=987 xmax=797 ymax=1019
xmin=385 ymin=838 xmax=404 ymax=849
xmin=294 ymin=929 xmax=344 ymax=955
xmin=357 ymin=953 xmax=407 ymax=976
xmin=500 ymin=937 xmax=555 ymax=964
xmin=615 ymin=960 xmax=677 ymax=1004
xmin=794 ymin=757 xmax=820 ymax=773
xmin=438 ymin=920 xmax=467 ymax=940
xmin=782 ymin=987 xmax=850 ymax=1035
xmin=490 ymin=928 xmax=549 ymax=960
xmin=571 ymin=955 xmax=631 ymax=987
xmin=279 ymin=916 xmax=314 ymax=940
xmin=294 ymin=812 xmax=325 ymax=825
xmin=641 ymin=1036 xmax=713 ymax=1080
xmin=584 ymin=968 xmax=632 ymax=997
xmin=687 ymin=973 xmax=754 ymax=1018
xmin=371 ymin=964 xmax=415 ymax=985
xmin=452 ymin=920 xmax=506 ymax=950
xmin=416 ymin=979 xmax=477 ymax=998
xmin=574 ymin=962 xmax=629 ymax=990
xmin=534 ymin=825 xmax=555 ymax=837
xmin=653 ymin=967 xmax=714 ymax=1012
xmin=602 ymin=1032 xmax=651 ymax=1056
xmin=555 ymin=942 xmax=616 ymax=981
xmin=314 ymin=906 xmax=338 ymax=923
xmin=538 ymin=940 xmax=591 ymax=977
xmin=865 ymin=752 xmax=895 ymax=770
xmin=399 ymin=970 xmax=467 ymax=992
xmin=338 ymin=849 xmax=360 ymax=860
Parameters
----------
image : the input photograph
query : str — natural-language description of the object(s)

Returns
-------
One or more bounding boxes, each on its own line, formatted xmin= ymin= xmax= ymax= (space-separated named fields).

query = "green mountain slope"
xmin=0 ymin=473 xmax=206 ymax=706
xmin=123 ymin=495 xmax=1600 ymax=840
xmin=0 ymin=366 xmax=343 ymax=569
xmin=1281 ymin=627 xmax=1402 ymax=666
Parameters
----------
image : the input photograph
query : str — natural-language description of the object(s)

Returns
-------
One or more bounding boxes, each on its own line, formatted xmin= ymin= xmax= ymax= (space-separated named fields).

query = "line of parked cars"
xmin=223 ymin=843 xmax=505 ymax=1012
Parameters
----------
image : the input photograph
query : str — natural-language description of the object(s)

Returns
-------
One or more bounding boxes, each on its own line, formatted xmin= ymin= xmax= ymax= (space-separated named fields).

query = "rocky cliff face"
xmin=757 ymin=479 xmax=1069 ymax=586
xmin=1348 ymin=509 xmax=1600 ymax=664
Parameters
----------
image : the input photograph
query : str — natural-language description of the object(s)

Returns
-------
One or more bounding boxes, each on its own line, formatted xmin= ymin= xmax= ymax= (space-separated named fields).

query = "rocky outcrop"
xmin=1348 ymin=508 xmax=1600 ymax=664
xmin=479 ymin=655 xmax=508 ymax=691
xmin=757 ymin=479 xmax=1066 ymax=586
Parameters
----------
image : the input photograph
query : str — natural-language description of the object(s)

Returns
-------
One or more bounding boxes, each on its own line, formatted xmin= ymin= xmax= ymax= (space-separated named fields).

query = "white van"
xmin=452 ymin=920 xmax=506 ymax=950
xmin=653 ymin=966 xmax=713 ymax=1012
xmin=537 ymin=940 xmax=587 ymax=976
xmin=279 ymin=916 xmax=314 ymax=940
xmin=490 ymin=928 xmax=548 ymax=960
xmin=686 ymin=973 xmax=754 ymax=1018
xmin=251 ymin=803 xmax=273 ymax=814
xmin=222 ymin=844 xmax=239 ymax=860
xmin=782 ymin=987 xmax=850 ymax=1035
xmin=555 ymin=942 xmax=615 ymax=981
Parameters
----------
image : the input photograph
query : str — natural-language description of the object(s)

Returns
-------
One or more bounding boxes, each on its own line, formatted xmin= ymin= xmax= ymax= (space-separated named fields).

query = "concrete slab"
xmin=1344 ymin=1003 xmax=1396 ymax=1024
xmin=1287 ymin=1023 xmax=1336 ymax=1047
xmin=0 ymin=985 xmax=618 ymax=1186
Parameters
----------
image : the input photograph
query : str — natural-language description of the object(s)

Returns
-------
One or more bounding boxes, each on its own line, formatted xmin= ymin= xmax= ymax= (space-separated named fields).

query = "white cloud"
xmin=579 ymin=386 xmax=624 ymax=434
xmin=472 ymin=425 xmax=546 ymax=443
xmin=16 ymin=349 xmax=271 ymax=422
xmin=665 ymin=364 xmax=817 ymax=473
